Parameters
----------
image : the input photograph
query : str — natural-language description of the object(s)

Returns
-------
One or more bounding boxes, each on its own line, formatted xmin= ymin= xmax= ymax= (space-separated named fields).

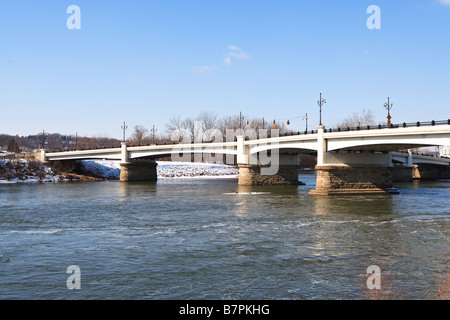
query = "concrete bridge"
xmin=391 ymin=150 xmax=450 ymax=181
xmin=41 ymin=120 xmax=450 ymax=195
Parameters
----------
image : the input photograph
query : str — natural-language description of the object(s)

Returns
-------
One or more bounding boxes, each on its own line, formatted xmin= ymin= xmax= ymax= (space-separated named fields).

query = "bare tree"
xmin=336 ymin=109 xmax=376 ymax=129
xmin=96 ymin=134 xmax=111 ymax=148
xmin=182 ymin=118 xmax=197 ymax=142
xmin=197 ymin=111 xmax=219 ymax=132
xmin=166 ymin=116 xmax=186 ymax=142
xmin=129 ymin=125 xmax=149 ymax=146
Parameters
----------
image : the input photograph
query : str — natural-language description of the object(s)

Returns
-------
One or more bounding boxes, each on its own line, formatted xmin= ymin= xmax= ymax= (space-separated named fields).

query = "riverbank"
xmin=0 ymin=159 xmax=66 ymax=183
xmin=0 ymin=159 xmax=239 ymax=183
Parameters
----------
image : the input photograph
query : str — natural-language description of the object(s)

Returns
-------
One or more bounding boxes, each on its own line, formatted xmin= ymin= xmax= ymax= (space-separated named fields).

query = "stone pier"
xmin=236 ymin=135 xmax=303 ymax=186
xmin=236 ymin=138 xmax=304 ymax=187
xmin=310 ymin=165 xmax=396 ymax=195
xmin=439 ymin=165 xmax=450 ymax=179
xmin=238 ymin=164 xmax=301 ymax=185
xmin=119 ymin=142 xmax=158 ymax=182
xmin=309 ymin=125 xmax=398 ymax=195
xmin=413 ymin=164 xmax=441 ymax=180
xmin=392 ymin=165 xmax=413 ymax=182
xmin=119 ymin=160 xmax=158 ymax=182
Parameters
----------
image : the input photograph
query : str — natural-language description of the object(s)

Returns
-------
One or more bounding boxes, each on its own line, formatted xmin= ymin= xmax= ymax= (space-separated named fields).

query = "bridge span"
xmin=41 ymin=120 xmax=450 ymax=195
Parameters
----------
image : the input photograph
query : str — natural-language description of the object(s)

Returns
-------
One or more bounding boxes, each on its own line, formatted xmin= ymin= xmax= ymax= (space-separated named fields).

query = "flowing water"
xmin=1 ymin=174 xmax=449 ymax=299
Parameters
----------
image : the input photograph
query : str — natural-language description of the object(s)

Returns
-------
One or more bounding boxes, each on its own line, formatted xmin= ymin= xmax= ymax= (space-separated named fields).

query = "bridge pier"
xmin=310 ymin=165 xmax=397 ymax=195
xmin=119 ymin=160 xmax=158 ymax=182
xmin=440 ymin=165 xmax=450 ymax=179
xmin=413 ymin=164 xmax=440 ymax=180
xmin=237 ymin=153 xmax=303 ymax=186
xmin=238 ymin=164 xmax=301 ymax=185
xmin=119 ymin=142 xmax=158 ymax=182
xmin=309 ymin=125 xmax=398 ymax=195
xmin=392 ymin=165 xmax=413 ymax=182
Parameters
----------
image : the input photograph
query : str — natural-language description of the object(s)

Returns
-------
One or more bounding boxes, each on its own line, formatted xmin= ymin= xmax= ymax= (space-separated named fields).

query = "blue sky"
xmin=1 ymin=0 xmax=449 ymax=139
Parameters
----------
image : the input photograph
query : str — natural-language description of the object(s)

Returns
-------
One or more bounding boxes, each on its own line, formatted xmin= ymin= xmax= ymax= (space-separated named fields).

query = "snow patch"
xmin=80 ymin=160 xmax=238 ymax=179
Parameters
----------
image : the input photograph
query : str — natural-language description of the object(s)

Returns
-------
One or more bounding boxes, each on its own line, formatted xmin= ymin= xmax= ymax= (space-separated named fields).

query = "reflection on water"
xmin=0 ymin=175 xmax=449 ymax=299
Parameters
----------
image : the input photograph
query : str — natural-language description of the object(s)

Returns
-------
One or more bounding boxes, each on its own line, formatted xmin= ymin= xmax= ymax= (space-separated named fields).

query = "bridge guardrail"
xmin=323 ymin=119 xmax=450 ymax=134
xmin=46 ymin=119 xmax=450 ymax=153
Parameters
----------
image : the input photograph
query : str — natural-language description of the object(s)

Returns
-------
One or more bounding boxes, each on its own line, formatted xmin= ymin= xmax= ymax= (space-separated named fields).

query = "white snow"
xmin=80 ymin=160 xmax=238 ymax=179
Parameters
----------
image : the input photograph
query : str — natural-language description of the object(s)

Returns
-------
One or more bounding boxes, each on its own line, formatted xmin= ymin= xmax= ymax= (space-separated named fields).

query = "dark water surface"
xmin=1 ymin=174 xmax=449 ymax=299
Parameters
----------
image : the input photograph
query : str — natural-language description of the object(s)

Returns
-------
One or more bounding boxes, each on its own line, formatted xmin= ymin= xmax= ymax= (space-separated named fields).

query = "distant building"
xmin=441 ymin=146 xmax=450 ymax=157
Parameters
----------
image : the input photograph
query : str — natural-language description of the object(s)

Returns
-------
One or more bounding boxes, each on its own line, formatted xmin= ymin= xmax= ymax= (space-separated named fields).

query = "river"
xmin=1 ymin=174 xmax=449 ymax=299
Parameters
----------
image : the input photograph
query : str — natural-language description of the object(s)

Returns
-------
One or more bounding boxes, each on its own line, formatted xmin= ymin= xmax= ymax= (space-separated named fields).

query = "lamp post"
xmin=302 ymin=113 xmax=308 ymax=132
xmin=151 ymin=125 xmax=157 ymax=144
xmin=317 ymin=93 xmax=326 ymax=126
xmin=238 ymin=112 xmax=244 ymax=135
xmin=39 ymin=130 xmax=48 ymax=150
xmin=384 ymin=97 xmax=393 ymax=125
xmin=121 ymin=122 xmax=128 ymax=142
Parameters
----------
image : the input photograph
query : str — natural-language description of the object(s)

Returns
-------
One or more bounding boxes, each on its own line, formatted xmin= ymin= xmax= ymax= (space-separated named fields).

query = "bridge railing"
xmin=46 ymin=119 xmax=450 ymax=153
xmin=323 ymin=119 xmax=450 ymax=134
xmin=393 ymin=150 xmax=450 ymax=159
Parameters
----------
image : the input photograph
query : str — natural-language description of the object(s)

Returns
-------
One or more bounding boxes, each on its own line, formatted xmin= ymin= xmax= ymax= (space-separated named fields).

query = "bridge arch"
xmin=327 ymin=137 xmax=450 ymax=153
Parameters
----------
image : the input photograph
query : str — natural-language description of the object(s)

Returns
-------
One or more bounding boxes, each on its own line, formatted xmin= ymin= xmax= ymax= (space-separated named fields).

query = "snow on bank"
xmin=80 ymin=160 xmax=121 ymax=179
xmin=0 ymin=159 xmax=64 ymax=184
xmin=80 ymin=160 xmax=238 ymax=179
xmin=157 ymin=161 xmax=239 ymax=178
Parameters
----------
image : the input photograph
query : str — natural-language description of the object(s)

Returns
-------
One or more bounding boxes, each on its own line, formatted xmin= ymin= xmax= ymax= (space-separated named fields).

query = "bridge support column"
xmin=412 ymin=164 xmax=440 ymax=180
xmin=310 ymin=165 xmax=397 ymax=195
xmin=238 ymin=154 xmax=302 ymax=185
xmin=120 ymin=160 xmax=158 ymax=182
xmin=40 ymin=149 xmax=48 ymax=164
xmin=392 ymin=165 xmax=413 ymax=182
xmin=238 ymin=164 xmax=301 ymax=185
xmin=310 ymin=125 xmax=398 ymax=195
xmin=439 ymin=165 xmax=450 ymax=179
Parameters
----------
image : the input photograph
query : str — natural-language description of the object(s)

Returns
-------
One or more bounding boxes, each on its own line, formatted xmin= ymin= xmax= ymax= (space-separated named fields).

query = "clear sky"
xmin=1 ymin=0 xmax=449 ymax=140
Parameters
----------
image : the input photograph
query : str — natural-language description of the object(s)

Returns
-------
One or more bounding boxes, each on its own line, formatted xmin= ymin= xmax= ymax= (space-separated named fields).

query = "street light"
xmin=302 ymin=113 xmax=308 ymax=132
xmin=151 ymin=125 xmax=157 ymax=144
xmin=39 ymin=130 xmax=48 ymax=149
xmin=317 ymin=93 xmax=326 ymax=126
xmin=121 ymin=122 xmax=128 ymax=142
xmin=384 ymin=97 xmax=393 ymax=125
xmin=237 ymin=112 xmax=244 ymax=134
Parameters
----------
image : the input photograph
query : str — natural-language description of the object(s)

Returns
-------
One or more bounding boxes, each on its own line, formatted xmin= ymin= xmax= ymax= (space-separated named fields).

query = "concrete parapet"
xmin=119 ymin=160 xmax=158 ymax=182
